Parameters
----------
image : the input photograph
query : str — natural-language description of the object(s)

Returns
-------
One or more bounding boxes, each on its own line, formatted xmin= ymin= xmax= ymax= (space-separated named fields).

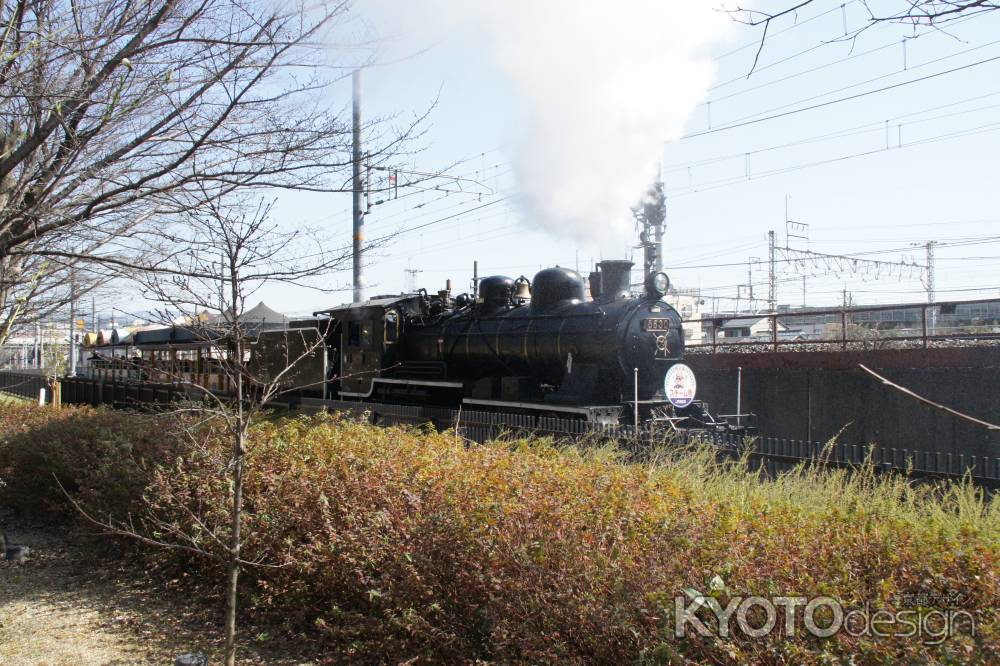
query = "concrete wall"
xmin=686 ymin=347 xmax=1000 ymax=458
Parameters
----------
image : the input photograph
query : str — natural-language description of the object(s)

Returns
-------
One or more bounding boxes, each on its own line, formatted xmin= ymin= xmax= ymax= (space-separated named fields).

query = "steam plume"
xmin=363 ymin=2 xmax=727 ymax=243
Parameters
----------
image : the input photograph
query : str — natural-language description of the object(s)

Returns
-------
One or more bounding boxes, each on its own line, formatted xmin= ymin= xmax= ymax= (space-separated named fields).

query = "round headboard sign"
xmin=664 ymin=363 xmax=697 ymax=408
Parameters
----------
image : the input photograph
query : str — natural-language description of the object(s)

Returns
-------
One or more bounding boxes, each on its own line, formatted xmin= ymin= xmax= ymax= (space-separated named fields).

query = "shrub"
xmin=0 ymin=404 xmax=173 ymax=516
xmin=0 ymin=403 xmax=997 ymax=663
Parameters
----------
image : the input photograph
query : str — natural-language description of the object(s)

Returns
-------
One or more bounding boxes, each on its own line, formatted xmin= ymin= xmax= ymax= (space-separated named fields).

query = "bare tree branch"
xmin=721 ymin=0 xmax=1000 ymax=76
xmin=0 ymin=0 xmax=429 ymax=343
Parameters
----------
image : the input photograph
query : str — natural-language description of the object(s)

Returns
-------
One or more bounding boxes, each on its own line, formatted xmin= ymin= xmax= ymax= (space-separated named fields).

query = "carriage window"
xmin=385 ymin=311 xmax=398 ymax=343
xmin=347 ymin=321 xmax=361 ymax=346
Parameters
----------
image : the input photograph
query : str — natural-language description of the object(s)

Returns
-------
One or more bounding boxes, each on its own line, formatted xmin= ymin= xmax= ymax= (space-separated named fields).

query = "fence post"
xmin=921 ymin=305 xmax=928 ymax=349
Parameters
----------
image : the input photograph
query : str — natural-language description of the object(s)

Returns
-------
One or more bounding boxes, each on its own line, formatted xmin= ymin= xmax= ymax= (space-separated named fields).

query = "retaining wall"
xmin=687 ymin=347 xmax=1000 ymax=457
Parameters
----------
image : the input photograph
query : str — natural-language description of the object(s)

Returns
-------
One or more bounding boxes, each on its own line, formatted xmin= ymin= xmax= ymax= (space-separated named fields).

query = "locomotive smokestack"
xmin=588 ymin=271 xmax=601 ymax=300
xmin=595 ymin=260 xmax=633 ymax=302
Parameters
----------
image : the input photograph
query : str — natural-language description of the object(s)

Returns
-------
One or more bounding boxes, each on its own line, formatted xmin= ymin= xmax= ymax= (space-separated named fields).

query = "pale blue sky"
xmin=261 ymin=1 xmax=1000 ymax=316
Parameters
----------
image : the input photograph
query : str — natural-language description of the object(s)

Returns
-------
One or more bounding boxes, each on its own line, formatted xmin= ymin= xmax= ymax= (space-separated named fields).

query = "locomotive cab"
xmin=315 ymin=296 xmax=403 ymax=397
xmin=314 ymin=294 xmax=461 ymax=403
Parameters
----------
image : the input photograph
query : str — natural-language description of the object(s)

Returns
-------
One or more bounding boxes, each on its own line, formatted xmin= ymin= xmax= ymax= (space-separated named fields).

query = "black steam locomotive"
xmin=306 ymin=260 xmax=698 ymax=425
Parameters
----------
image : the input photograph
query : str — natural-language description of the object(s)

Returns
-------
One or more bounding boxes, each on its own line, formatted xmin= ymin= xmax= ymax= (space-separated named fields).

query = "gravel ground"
xmin=0 ymin=514 xmax=317 ymax=665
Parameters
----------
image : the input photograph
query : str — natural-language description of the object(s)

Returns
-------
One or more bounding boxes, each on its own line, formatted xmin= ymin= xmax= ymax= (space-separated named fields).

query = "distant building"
xmin=1 ymin=324 xmax=70 ymax=370
xmin=720 ymin=316 xmax=789 ymax=340
xmin=665 ymin=288 xmax=707 ymax=344
xmin=681 ymin=298 xmax=1000 ymax=347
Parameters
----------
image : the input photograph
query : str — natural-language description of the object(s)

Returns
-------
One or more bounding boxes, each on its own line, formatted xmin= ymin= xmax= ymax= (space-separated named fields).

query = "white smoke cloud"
xmin=361 ymin=2 xmax=728 ymax=244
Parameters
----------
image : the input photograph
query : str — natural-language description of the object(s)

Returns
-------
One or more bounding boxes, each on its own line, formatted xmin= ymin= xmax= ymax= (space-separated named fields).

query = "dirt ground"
xmin=0 ymin=514 xmax=317 ymax=665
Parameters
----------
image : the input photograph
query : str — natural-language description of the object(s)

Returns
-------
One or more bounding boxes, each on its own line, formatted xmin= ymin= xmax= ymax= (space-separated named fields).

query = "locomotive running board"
xmin=339 ymin=377 xmax=464 ymax=398
xmin=461 ymin=398 xmax=622 ymax=424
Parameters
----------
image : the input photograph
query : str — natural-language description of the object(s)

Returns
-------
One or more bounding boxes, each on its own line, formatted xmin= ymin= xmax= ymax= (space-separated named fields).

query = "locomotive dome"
xmin=478 ymin=275 xmax=515 ymax=308
xmin=531 ymin=266 xmax=586 ymax=311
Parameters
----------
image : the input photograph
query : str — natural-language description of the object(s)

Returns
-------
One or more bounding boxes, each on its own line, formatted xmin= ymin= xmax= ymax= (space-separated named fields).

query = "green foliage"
xmin=0 ymin=404 xmax=178 ymax=515
xmin=0 ymin=404 xmax=996 ymax=663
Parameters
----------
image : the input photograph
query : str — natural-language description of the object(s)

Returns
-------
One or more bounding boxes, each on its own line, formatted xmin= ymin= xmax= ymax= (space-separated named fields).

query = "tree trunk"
xmin=224 ymin=432 xmax=244 ymax=666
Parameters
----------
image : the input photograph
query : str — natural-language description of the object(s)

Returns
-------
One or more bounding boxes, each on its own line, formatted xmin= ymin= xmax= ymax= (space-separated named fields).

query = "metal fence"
xmin=2 ymin=371 xmax=998 ymax=489
xmin=686 ymin=296 xmax=1000 ymax=353
xmin=292 ymin=396 xmax=1000 ymax=489
xmin=0 ymin=370 xmax=52 ymax=403
xmin=60 ymin=376 xmax=182 ymax=408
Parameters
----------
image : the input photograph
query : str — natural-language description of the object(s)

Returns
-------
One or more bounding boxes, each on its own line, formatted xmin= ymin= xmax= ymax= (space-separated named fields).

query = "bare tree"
xmin=723 ymin=1 xmax=1000 ymax=74
xmin=63 ymin=193 xmax=355 ymax=665
xmin=0 ymin=0 xmax=425 ymax=342
xmin=0 ymin=235 xmax=127 ymax=348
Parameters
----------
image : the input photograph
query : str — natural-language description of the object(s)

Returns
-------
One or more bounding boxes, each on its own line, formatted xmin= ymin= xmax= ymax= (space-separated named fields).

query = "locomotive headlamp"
xmin=646 ymin=271 xmax=670 ymax=297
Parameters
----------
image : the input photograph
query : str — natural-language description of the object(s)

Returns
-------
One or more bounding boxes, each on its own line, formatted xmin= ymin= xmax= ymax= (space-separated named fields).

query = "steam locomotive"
xmin=81 ymin=259 xmax=706 ymax=427
xmin=300 ymin=259 xmax=702 ymax=425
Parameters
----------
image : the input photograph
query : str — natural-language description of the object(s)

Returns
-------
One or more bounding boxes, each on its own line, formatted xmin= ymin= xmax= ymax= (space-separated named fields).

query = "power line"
xmin=700 ymin=35 xmax=1000 ymax=129
xmin=668 ymin=117 xmax=1000 ymax=197
xmin=709 ymin=36 xmax=897 ymax=102
xmin=705 ymin=8 xmax=988 ymax=99
xmin=664 ymin=89 xmax=1000 ymax=175
xmin=681 ymin=52 xmax=1000 ymax=139
xmin=669 ymin=236 xmax=1000 ymax=271
xmin=393 ymin=198 xmax=510 ymax=236
xmin=713 ymin=1 xmax=859 ymax=62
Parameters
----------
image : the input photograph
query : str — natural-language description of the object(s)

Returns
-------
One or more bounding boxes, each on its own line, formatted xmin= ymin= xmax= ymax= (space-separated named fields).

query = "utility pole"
xmin=802 ymin=274 xmax=807 ymax=308
xmin=768 ymin=230 xmax=776 ymax=312
xmin=352 ymin=68 xmax=364 ymax=303
xmin=217 ymin=253 xmax=225 ymax=315
xmin=925 ymin=240 xmax=937 ymax=336
xmin=925 ymin=240 xmax=936 ymax=303
xmin=69 ymin=269 xmax=77 ymax=376
xmin=633 ymin=178 xmax=666 ymax=275
xmin=404 ymin=268 xmax=422 ymax=293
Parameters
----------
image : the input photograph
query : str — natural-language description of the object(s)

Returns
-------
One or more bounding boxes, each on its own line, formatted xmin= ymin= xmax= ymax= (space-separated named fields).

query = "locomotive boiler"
xmin=314 ymin=259 xmax=691 ymax=423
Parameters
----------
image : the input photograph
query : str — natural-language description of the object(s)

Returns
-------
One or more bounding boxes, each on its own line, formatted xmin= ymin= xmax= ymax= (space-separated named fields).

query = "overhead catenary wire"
xmin=667 ymin=118 xmax=1000 ymax=197
xmin=680 ymin=51 xmax=1000 ymax=140
xmin=712 ymin=0 xmax=859 ymax=62
xmin=663 ymin=88 xmax=1000 ymax=174
xmin=698 ymin=33 xmax=1000 ymax=130
xmin=704 ymin=8 xmax=987 ymax=98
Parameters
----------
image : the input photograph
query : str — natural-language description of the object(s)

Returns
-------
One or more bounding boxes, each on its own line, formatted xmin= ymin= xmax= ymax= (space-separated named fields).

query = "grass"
xmin=0 ymin=391 xmax=30 ymax=404
xmin=0 ymin=403 xmax=996 ymax=664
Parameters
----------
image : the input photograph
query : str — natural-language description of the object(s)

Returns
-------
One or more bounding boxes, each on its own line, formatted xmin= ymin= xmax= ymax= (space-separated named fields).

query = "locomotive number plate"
xmin=642 ymin=318 xmax=671 ymax=332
